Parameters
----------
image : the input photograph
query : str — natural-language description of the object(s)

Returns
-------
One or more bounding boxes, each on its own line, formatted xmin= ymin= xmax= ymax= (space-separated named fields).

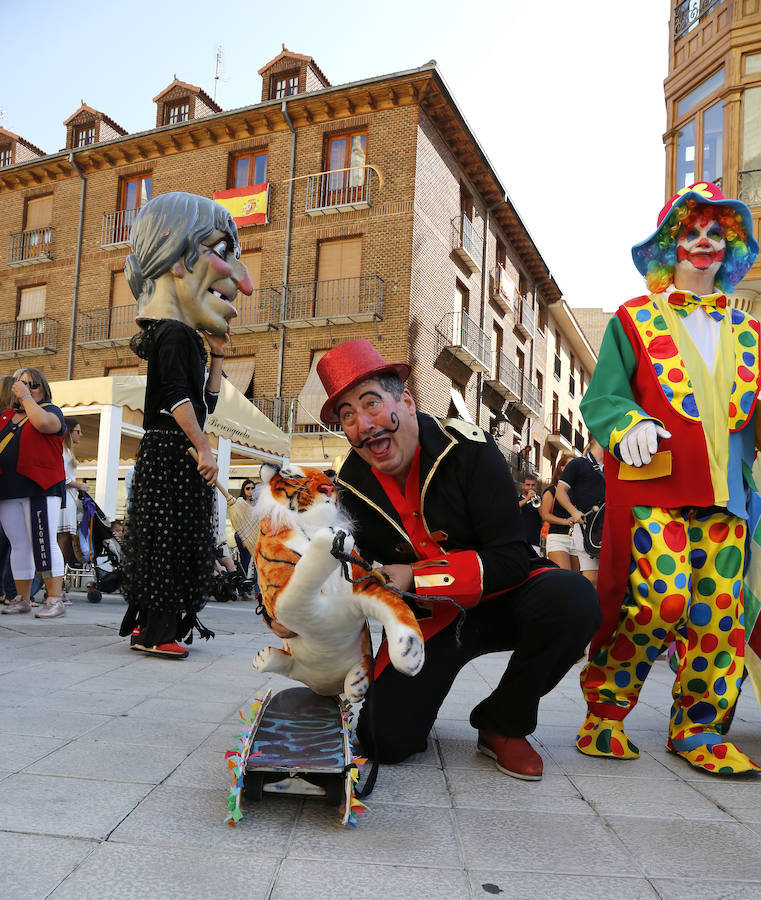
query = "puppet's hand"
xmin=619 ymin=421 xmax=671 ymax=467
xmin=203 ymin=326 xmax=230 ymax=357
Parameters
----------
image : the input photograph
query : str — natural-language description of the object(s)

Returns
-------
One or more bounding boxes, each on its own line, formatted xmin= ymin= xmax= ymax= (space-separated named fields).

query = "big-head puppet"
xmin=576 ymin=182 xmax=761 ymax=775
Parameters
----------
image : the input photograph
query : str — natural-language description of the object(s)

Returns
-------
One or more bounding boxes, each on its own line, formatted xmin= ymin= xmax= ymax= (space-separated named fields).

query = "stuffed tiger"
xmin=251 ymin=464 xmax=424 ymax=701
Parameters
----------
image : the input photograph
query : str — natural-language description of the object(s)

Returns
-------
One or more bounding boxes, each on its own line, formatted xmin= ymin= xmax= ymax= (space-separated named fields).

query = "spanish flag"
xmin=213 ymin=183 xmax=269 ymax=226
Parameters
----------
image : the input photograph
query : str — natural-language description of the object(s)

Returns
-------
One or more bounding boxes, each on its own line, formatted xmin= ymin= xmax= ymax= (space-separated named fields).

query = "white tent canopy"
xmin=50 ymin=375 xmax=289 ymax=528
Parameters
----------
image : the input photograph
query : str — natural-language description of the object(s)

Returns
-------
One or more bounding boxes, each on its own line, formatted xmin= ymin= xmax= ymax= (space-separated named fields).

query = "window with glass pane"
xmin=702 ymin=100 xmax=723 ymax=184
xmin=741 ymin=86 xmax=761 ymax=204
xmin=76 ymin=126 xmax=95 ymax=147
xmin=326 ymin=131 xmax=367 ymax=201
xmin=233 ymin=152 xmax=268 ymax=188
xmin=273 ymin=73 xmax=298 ymax=99
xmin=677 ymin=67 xmax=724 ymax=118
xmin=0 ymin=147 xmax=11 ymax=167
xmin=676 ymin=119 xmax=696 ymax=189
xmin=121 ymin=174 xmax=152 ymax=210
xmin=166 ymin=102 xmax=189 ymax=124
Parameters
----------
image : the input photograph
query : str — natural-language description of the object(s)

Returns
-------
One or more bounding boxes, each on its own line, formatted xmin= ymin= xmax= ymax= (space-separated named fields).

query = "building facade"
xmin=665 ymin=0 xmax=761 ymax=307
xmin=0 ymin=50 xmax=595 ymax=490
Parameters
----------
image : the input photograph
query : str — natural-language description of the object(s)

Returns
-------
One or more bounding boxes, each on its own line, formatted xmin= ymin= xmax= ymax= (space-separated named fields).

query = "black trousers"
xmin=356 ymin=568 xmax=601 ymax=763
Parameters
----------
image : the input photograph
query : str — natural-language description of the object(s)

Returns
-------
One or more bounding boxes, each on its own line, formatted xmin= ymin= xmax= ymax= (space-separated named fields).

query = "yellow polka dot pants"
xmin=580 ymin=506 xmax=746 ymax=753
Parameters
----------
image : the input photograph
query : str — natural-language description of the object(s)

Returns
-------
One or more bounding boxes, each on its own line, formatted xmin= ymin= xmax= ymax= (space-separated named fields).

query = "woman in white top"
xmin=57 ymin=417 xmax=87 ymax=566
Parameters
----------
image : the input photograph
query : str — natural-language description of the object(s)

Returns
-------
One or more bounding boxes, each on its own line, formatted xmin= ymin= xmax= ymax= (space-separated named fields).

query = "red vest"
xmin=0 ymin=405 xmax=65 ymax=490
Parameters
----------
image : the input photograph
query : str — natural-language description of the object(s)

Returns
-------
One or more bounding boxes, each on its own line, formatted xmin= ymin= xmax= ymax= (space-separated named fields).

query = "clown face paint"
xmin=675 ymin=215 xmax=726 ymax=281
xmin=172 ymin=228 xmax=253 ymax=335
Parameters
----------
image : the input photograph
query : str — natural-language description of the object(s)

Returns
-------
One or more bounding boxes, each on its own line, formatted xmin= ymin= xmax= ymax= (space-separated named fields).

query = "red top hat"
xmin=317 ymin=339 xmax=411 ymax=424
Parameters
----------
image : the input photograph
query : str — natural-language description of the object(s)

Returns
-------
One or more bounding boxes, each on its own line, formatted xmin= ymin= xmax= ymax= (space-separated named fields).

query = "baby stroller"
xmin=64 ymin=494 xmax=124 ymax=604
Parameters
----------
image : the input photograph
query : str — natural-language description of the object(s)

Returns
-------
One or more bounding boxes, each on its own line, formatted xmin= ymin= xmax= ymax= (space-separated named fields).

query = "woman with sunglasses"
xmin=0 ymin=367 xmax=67 ymax=619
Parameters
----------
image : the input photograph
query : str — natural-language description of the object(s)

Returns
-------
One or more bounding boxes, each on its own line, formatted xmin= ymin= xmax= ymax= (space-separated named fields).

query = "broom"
xmin=187 ymin=448 xmax=260 ymax=555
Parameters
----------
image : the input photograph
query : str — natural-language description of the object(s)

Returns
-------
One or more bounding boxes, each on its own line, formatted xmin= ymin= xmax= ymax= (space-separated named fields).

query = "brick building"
xmin=0 ymin=49 xmax=595 ymax=491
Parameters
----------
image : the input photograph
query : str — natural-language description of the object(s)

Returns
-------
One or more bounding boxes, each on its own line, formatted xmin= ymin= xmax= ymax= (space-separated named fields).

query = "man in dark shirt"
xmin=317 ymin=339 xmax=600 ymax=781
xmin=555 ymin=440 xmax=605 ymax=586
xmin=518 ymin=474 xmax=542 ymax=554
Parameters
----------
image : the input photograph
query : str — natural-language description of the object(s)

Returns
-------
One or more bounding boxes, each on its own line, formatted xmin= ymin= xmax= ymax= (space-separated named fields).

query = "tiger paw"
xmin=575 ymin=713 xmax=639 ymax=759
xmin=668 ymin=740 xmax=761 ymax=775
xmin=252 ymin=645 xmax=290 ymax=675
xmin=343 ymin=660 xmax=370 ymax=703
xmin=387 ymin=627 xmax=424 ymax=677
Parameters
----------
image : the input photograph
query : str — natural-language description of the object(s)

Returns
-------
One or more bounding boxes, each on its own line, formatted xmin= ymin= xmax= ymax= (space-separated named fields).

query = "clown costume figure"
xmin=576 ymin=182 xmax=761 ymax=775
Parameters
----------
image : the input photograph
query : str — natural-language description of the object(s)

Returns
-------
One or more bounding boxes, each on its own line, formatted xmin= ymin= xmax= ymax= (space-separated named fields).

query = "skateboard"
xmin=226 ymin=687 xmax=367 ymax=826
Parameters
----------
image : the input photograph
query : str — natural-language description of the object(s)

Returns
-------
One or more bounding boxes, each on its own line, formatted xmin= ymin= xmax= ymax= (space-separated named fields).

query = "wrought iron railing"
xmin=515 ymin=296 xmax=535 ymax=336
xmin=437 ymin=311 xmax=491 ymax=370
xmin=493 ymin=350 xmax=522 ymax=397
xmin=674 ymin=0 xmax=724 ymax=40
xmin=252 ymin=396 xmax=343 ymax=435
xmin=230 ymin=287 xmax=281 ymax=332
xmin=101 ymin=208 xmax=139 ymax=247
xmin=8 ymin=227 xmax=53 ymax=264
xmin=738 ymin=169 xmax=761 ymax=206
xmin=574 ymin=429 xmax=586 ymax=453
xmin=522 ymin=375 xmax=542 ymax=415
xmin=548 ymin=412 xmax=573 ymax=444
xmin=283 ymin=275 xmax=383 ymax=322
xmin=77 ymin=305 xmax=137 ymax=345
xmin=451 ymin=214 xmax=482 ymax=267
xmin=0 ymin=316 xmax=58 ymax=355
xmin=305 ymin=166 xmax=373 ymax=213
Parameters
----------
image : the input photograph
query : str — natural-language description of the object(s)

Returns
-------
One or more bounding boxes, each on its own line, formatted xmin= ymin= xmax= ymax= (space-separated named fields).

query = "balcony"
xmin=305 ymin=166 xmax=374 ymax=215
xmin=490 ymin=265 xmax=514 ymax=315
xmin=514 ymin=295 xmax=535 ymax=339
xmin=8 ymin=227 xmax=54 ymax=265
xmin=546 ymin=412 xmax=573 ymax=450
xmin=101 ymin=208 xmax=139 ymax=248
xmin=252 ymin=396 xmax=343 ymax=435
xmin=436 ymin=311 xmax=491 ymax=373
xmin=451 ymin=214 xmax=482 ymax=273
xmin=516 ymin=374 xmax=542 ymax=418
xmin=282 ymin=275 xmax=383 ymax=327
xmin=738 ymin=169 xmax=761 ymax=207
xmin=76 ymin=305 xmax=137 ymax=349
xmin=574 ymin=429 xmax=586 ymax=453
xmin=230 ymin=287 xmax=280 ymax=334
xmin=0 ymin=316 xmax=58 ymax=358
xmin=484 ymin=349 xmax=521 ymax=401
xmin=674 ymin=0 xmax=723 ymax=40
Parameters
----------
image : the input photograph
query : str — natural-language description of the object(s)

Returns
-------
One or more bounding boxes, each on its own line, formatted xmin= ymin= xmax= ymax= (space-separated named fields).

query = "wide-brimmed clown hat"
xmin=631 ymin=181 xmax=759 ymax=285
xmin=317 ymin=339 xmax=411 ymax=424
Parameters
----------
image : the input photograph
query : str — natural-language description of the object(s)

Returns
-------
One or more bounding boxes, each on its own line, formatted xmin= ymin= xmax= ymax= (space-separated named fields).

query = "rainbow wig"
xmin=635 ymin=201 xmax=751 ymax=294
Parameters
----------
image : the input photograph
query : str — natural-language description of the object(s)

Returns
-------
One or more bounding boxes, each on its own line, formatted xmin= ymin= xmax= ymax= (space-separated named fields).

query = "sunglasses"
xmin=20 ymin=381 xmax=41 ymax=390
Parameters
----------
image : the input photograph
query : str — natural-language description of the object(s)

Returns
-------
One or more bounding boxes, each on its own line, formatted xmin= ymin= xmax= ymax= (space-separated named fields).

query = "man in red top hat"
xmin=576 ymin=182 xmax=761 ymax=775
xmin=317 ymin=339 xmax=601 ymax=780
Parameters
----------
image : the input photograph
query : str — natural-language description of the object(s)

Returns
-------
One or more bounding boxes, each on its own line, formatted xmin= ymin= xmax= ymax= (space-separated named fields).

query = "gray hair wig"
xmin=125 ymin=192 xmax=240 ymax=310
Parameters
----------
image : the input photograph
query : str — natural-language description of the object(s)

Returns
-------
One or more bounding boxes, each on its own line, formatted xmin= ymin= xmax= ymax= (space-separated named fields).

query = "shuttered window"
xmin=110 ymin=271 xmax=137 ymax=339
xmin=26 ymin=195 xmax=53 ymax=230
xmin=240 ymin=251 xmax=262 ymax=291
xmin=222 ymin=357 xmax=255 ymax=397
xmin=316 ymin=239 xmax=361 ymax=316
xmin=296 ymin=350 xmax=329 ymax=425
xmin=17 ymin=285 xmax=46 ymax=320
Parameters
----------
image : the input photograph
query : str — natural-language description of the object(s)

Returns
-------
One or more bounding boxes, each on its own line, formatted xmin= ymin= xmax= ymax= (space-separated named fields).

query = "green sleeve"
xmin=580 ymin=315 xmax=663 ymax=460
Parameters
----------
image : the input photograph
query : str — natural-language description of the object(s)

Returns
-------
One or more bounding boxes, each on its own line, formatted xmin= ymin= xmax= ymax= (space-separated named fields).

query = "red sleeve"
xmin=411 ymin=550 xmax=483 ymax=609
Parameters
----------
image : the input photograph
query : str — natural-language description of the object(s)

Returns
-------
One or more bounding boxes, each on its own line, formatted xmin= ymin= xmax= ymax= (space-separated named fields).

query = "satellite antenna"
xmin=214 ymin=46 xmax=223 ymax=103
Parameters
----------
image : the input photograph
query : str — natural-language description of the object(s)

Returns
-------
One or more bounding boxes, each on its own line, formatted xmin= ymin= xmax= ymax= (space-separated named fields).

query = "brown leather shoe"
xmin=477 ymin=729 xmax=543 ymax=780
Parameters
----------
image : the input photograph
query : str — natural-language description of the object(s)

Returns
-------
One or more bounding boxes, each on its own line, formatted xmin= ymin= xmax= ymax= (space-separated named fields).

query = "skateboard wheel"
xmin=243 ymin=772 xmax=264 ymax=802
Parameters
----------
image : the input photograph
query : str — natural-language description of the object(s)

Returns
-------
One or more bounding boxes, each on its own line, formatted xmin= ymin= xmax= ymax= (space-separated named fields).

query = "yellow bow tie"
xmin=669 ymin=291 xmax=727 ymax=319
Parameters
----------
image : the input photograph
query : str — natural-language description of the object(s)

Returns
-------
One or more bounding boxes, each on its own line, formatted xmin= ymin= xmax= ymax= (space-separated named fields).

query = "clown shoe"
xmin=576 ymin=712 xmax=640 ymax=759
xmin=667 ymin=738 xmax=761 ymax=775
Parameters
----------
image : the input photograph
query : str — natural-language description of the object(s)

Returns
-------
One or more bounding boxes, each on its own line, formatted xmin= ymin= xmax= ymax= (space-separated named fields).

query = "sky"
xmin=1 ymin=0 xmax=671 ymax=311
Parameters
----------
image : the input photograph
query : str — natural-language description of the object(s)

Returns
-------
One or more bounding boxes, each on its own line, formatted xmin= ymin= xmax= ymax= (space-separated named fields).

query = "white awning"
xmin=449 ymin=387 xmax=474 ymax=424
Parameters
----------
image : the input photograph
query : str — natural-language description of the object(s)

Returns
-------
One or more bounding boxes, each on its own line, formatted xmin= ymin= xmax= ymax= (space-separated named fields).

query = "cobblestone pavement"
xmin=2 ymin=593 xmax=761 ymax=899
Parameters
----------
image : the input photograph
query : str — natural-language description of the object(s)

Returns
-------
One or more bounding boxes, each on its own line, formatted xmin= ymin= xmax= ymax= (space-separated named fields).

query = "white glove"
xmin=618 ymin=420 xmax=672 ymax=467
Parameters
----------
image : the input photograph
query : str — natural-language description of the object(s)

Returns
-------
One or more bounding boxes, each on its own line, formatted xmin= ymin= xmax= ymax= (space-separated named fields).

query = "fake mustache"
xmin=347 ymin=413 xmax=400 ymax=449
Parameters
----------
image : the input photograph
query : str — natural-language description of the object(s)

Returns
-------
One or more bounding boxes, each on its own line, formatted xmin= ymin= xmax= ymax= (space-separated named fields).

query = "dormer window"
xmin=75 ymin=125 xmax=95 ymax=147
xmin=271 ymin=72 xmax=299 ymax=99
xmin=0 ymin=146 xmax=11 ymax=167
xmin=165 ymin=101 xmax=189 ymax=125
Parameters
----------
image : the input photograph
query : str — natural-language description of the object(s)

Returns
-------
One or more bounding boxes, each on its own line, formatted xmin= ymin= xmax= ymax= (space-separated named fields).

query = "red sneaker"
xmin=140 ymin=642 xmax=189 ymax=659
xmin=477 ymin=730 xmax=543 ymax=780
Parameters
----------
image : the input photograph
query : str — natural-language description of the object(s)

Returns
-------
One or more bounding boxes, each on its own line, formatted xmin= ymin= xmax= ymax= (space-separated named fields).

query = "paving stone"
xmin=449 ymin=770 xmax=594 ymax=815
xmin=606 ymin=815 xmax=761 ymax=878
xmin=467 ymin=871 xmax=659 ymax=899
xmin=110 ymin=784 xmax=297 ymax=852
xmin=20 ymin=690 xmax=144 ymax=716
xmin=0 ymin=832 xmax=98 ymax=900
xmin=366 ymin=762 xmax=450 ymax=807
xmin=0 ymin=732 xmax=68 ymax=770
xmin=455 ymin=808 xmax=640 ymax=875
xmin=571 ymin=774 xmax=733 ymax=821
xmin=0 ymin=707 xmax=108 ymax=740
xmin=0 ymin=773 xmax=150 ymax=839
xmin=544 ymin=744 xmax=677 ymax=779
xmin=26 ymin=738 xmax=190 ymax=784
xmin=164 ymin=745 xmax=230 ymax=792
xmin=439 ymin=737 xmax=562 ymax=776
xmin=125 ymin=696 xmax=243 ymax=724
xmin=651 ymin=877 xmax=761 ymax=899
xmin=272 ymin=858 xmax=470 ymax=899
xmin=87 ymin=715 xmax=216 ymax=748
xmin=289 ymin=802 xmax=462 ymax=867
xmin=691 ymin=779 xmax=761 ymax=822
xmin=48 ymin=841 xmax=277 ymax=899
